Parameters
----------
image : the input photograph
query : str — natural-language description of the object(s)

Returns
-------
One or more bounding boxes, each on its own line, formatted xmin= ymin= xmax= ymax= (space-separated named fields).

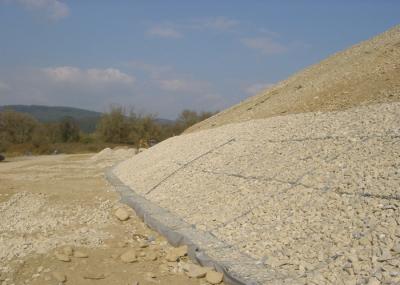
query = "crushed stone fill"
xmin=115 ymin=102 xmax=400 ymax=284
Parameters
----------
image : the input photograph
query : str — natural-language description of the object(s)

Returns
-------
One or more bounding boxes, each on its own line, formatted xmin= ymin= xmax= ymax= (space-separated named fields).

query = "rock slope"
xmin=115 ymin=102 xmax=400 ymax=284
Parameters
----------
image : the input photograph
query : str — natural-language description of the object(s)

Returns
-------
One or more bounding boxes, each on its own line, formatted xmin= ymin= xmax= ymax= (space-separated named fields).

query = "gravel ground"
xmin=115 ymin=102 xmax=400 ymax=285
xmin=0 ymin=152 xmax=223 ymax=285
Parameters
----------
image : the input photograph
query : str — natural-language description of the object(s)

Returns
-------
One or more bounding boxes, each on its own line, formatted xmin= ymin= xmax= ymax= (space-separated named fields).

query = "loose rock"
xmin=115 ymin=208 xmax=130 ymax=221
xmin=183 ymin=263 xmax=208 ymax=278
xmin=120 ymin=249 xmax=138 ymax=263
xmin=206 ymin=270 xmax=223 ymax=284
xmin=165 ymin=245 xmax=188 ymax=262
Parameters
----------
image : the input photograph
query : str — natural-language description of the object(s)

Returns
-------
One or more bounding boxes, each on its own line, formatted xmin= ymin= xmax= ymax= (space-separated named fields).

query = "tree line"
xmin=0 ymin=107 xmax=216 ymax=154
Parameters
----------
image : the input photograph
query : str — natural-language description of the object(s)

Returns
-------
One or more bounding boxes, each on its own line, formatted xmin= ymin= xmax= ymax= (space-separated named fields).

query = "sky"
xmin=0 ymin=1 xmax=399 ymax=119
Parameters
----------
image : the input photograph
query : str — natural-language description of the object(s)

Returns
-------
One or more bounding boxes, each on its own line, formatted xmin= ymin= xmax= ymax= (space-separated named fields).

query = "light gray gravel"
xmin=114 ymin=102 xmax=400 ymax=285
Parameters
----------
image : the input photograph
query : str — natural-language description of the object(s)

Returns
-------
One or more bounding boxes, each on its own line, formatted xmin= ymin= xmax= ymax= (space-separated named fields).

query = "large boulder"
xmin=0 ymin=154 xmax=5 ymax=162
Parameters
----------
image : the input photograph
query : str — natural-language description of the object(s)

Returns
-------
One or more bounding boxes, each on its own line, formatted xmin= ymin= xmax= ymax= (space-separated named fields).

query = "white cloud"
xmin=241 ymin=37 xmax=288 ymax=55
xmin=43 ymin=66 xmax=135 ymax=85
xmin=13 ymin=0 xmax=69 ymax=20
xmin=245 ymin=82 xmax=273 ymax=95
xmin=0 ymin=65 xmax=228 ymax=119
xmin=196 ymin=16 xmax=239 ymax=31
xmin=147 ymin=26 xmax=182 ymax=39
xmin=156 ymin=78 xmax=208 ymax=93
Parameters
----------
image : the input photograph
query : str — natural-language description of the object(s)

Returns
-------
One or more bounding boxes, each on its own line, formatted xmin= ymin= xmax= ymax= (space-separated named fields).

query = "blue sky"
xmin=0 ymin=1 xmax=399 ymax=118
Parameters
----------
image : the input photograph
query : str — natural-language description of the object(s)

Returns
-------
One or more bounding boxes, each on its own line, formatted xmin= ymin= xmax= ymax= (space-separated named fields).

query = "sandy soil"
xmin=0 ymin=154 xmax=217 ymax=285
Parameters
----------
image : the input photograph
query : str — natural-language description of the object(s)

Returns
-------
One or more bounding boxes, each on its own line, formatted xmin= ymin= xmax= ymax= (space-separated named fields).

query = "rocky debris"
xmin=1 ymin=154 xmax=221 ymax=285
xmin=0 ymin=191 xmax=113 ymax=264
xmin=165 ymin=245 xmax=188 ymax=262
xmin=54 ymin=252 xmax=71 ymax=262
xmin=120 ymin=249 xmax=138 ymax=263
xmin=73 ymin=250 xmax=88 ymax=258
xmin=115 ymin=208 xmax=130 ymax=221
xmin=51 ymin=271 xmax=66 ymax=283
xmin=115 ymin=100 xmax=400 ymax=284
xmin=183 ymin=263 xmax=208 ymax=278
xmin=206 ymin=271 xmax=223 ymax=284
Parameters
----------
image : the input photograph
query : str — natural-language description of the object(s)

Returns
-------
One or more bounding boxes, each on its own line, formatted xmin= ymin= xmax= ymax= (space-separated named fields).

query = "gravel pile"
xmin=90 ymin=147 xmax=137 ymax=167
xmin=114 ymin=102 xmax=400 ymax=284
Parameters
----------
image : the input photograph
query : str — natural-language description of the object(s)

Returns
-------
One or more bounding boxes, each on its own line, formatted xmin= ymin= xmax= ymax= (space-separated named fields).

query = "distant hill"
xmin=0 ymin=105 xmax=175 ymax=133
xmin=0 ymin=105 xmax=102 ymax=133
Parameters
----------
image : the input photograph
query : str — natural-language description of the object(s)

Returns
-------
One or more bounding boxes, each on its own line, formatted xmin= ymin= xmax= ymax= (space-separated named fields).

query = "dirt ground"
xmin=0 ymin=154 xmax=220 ymax=285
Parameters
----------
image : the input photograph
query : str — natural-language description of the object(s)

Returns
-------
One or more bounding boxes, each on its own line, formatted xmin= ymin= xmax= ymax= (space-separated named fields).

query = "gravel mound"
xmin=186 ymin=24 xmax=400 ymax=133
xmin=91 ymin=147 xmax=137 ymax=166
xmin=114 ymin=102 xmax=400 ymax=284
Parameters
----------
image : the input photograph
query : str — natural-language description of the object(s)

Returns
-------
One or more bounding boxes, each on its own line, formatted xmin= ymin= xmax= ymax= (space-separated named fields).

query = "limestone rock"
xmin=183 ymin=263 xmax=208 ymax=278
xmin=115 ymin=208 xmax=130 ymax=221
xmin=391 ymin=243 xmax=400 ymax=254
xmin=165 ymin=245 xmax=188 ymax=262
xmin=206 ymin=270 xmax=223 ymax=284
xmin=121 ymin=250 xmax=138 ymax=263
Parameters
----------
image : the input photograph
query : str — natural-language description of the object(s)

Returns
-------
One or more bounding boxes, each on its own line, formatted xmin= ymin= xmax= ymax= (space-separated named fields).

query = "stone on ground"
xmin=206 ymin=270 xmax=223 ymax=284
xmin=115 ymin=208 xmax=130 ymax=221
xmin=120 ymin=249 xmax=138 ymax=263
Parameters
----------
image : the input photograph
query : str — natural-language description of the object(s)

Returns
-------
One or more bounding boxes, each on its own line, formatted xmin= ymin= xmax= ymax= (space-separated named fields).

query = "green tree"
xmin=0 ymin=110 xmax=39 ymax=144
xmin=175 ymin=109 xmax=216 ymax=133
xmin=58 ymin=116 xmax=80 ymax=142
xmin=96 ymin=106 xmax=130 ymax=143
